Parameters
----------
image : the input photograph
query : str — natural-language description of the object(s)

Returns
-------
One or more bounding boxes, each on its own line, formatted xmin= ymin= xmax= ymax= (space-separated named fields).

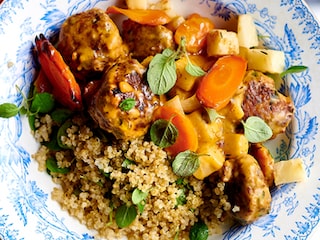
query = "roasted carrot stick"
xmin=153 ymin=105 xmax=198 ymax=156
xmin=106 ymin=6 xmax=171 ymax=25
xmin=196 ymin=55 xmax=247 ymax=110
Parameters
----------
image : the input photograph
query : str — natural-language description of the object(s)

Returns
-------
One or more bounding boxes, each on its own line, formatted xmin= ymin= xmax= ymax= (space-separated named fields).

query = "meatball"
xmin=57 ymin=8 xmax=128 ymax=81
xmin=241 ymin=70 xmax=295 ymax=137
xmin=219 ymin=154 xmax=271 ymax=224
xmin=122 ymin=19 xmax=175 ymax=61
xmin=88 ymin=59 xmax=160 ymax=140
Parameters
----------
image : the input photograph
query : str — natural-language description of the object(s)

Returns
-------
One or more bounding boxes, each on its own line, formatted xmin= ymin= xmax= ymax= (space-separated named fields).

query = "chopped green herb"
xmin=57 ymin=120 xmax=73 ymax=149
xmin=51 ymin=108 xmax=73 ymax=124
xmin=46 ymin=157 xmax=70 ymax=174
xmin=132 ymin=188 xmax=148 ymax=213
xmin=280 ymin=65 xmax=308 ymax=78
xmin=189 ymin=221 xmax=209 ymax=240
xmin=119 ymin=98 xmax=136 ymax=111
xmin=242 ymin=116 xmax=273 ymax=143
xmin=172 ymin=150 xmax=200 ymax=177
xmin=122 ymin=159 xmax=135 ymax=169
xmin=176 ymin=189 xmax=187 ymax=206
xmin=150 ymin=119 xmax=178 ymax=148
xmin=205 ymin=108 xmax=224 ymax=122
xmin=115 ymin=204 xmax=137 ymax=228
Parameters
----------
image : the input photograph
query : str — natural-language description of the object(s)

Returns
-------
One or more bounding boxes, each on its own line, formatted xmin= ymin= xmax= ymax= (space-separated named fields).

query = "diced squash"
xmin=241 ymin=48 xmax=285 ymax=74
xmin=223 ymin=133 xmax=249 ymax=158
xmin=193 ymin=144 xmax=225 ymax=180
xmin=187 ymin=110 xmax=223 ymax=144
xmin=175 ymin=56 xmax=199 ymax=91
xmin=126 ymin=0 xmax=147 ymax=9
xmin=180 ymin=94 xmax=202 ymax=113
xmin=274 ymin=158 xmax=306 ymax=186
xmin=175 ymin=55 xmax=211 ymax=92
xmin=237 ymin=14 xmax=259 ymax=48
xmin=168 ymin=86 xmax=193 ymax=100
xmin=225 ymin=92 xmax=245 ymax=120
xmin=207 ymin=29 xmax=239 ymax=56
xmin=163 ymin=95 xmax=184 ymax=114
xmin=166 ymin=15 xmax=185 ymax=32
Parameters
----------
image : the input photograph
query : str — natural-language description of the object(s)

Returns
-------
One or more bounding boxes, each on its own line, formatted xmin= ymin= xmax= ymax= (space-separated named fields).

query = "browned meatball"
xmin=122 ymin=19 xmax=175 ymax=61
xmin=241 ymin=70 xmax=295 ymax=137
xmin=57 ymin=8 xmax=128 ymax=81
xmin=219 ymin=154 xmax=271 ymax=224
xmin=88 ymin=59 xmax=160 ymax=140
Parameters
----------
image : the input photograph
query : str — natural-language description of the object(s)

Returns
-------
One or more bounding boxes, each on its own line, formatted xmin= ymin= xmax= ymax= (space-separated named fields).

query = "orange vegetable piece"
xmin=174 ymin=13 xmax=215 ymax=53
xmin=35 ymin=34 xmax=82 ymax=111
xmin=106 ymin=6 xmax=171 ymax=26
xmin=153 ymin=105 xmax=198 ymax=156
xmin=196 ymin=55 xmax=247 ymax=110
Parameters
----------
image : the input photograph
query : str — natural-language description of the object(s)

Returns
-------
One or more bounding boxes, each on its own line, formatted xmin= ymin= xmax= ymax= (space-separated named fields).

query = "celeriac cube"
xmin=126 ymin=0 xmax=147 ymax=9
xmin=274 ymin=158 xmax=306 ymax=186
xmin=237 ymin=14 xmax=259 ymax=48
xmin=207 ymin=29 xmax=239 ymax=57
xmin=244 ymin=48 xmax=285 ymax=74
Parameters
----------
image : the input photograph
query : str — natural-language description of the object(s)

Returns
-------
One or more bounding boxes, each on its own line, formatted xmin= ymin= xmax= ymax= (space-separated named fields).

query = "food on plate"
xmin=0 ymin=1 xmax=308 ymax=239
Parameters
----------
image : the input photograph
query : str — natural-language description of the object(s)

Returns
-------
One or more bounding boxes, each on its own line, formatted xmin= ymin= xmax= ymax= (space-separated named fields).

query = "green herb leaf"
xmin=122 ymin=159 xmax=135 ymax=169
xmin=46 ymin=157 xmax=70 ymax=174
xmin=136 ymin=202 xmax=145 ymax=213
xmin=119 ymin=98 xmax=136 ymax=111
xmin=176 ymin=189 xmax=187 ymax=206
xmin=150 ymin=119 xmax=178 ymax=148
xmin=185 ymin=61 xmax=206 ymax=77
xmin=115 ymin=204 xmax=137 ymax=228
xmin=147 ymin=50 xmax=177 ymax=95
xmin=172 ymin=150 xmax=200 ymax=177
xmin=30 ymin=92 xmax=55 ymax=113
xmin=205 ymin=108 xmax=224 ymax=122
xmin=242 ymin=116 xmax=273 ymax=143
xmin=189 ymin=221 xmax=209 ymax=240
xmin=57 ymin=120 xmax=73 ymax=149
xmin=0 ymin=103 xmax=20 ymax=118
xmin=280 ymin=65 xmax=308 ymax=78
xmin=132 ymin=188 xmax=148 ymax=205
xmin=51 ymin=108 xmax=73 ymax=125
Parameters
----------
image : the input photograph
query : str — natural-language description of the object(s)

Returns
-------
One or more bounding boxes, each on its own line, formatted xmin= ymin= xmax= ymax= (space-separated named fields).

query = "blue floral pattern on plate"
xmin=0 ymin=0 xmax=319 ymax=239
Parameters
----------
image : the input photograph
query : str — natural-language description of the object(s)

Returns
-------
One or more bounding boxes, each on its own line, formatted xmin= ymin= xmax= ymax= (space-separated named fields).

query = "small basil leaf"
xmin=189 ymin=221 xmax=209 ymax=240
xmin=115 ymin=204 xmax=137 ymax=228
xmin=147 ymin=51 xmax=177 ymax=95
xmin=30 ymin=92 xmax=55 ymax=113
xmin=46 ymin=157 xmax=70 ymax=174
xmin=57 ymin=120 xmax=73 ymax=149
xmin=51 ymin=108 xmax=73 ymax=125
xmin=150 ymin=119 xmax=178 ymax=148
xmin=280 ymin=65 xmax=308 ymax=78
xmin=0 ymin=103 xmax=20 ymax=118
xmin=119 ymin=98 xmax=136 ymax=111
xmin=185 ymin=62 xmax=206 ymax=77
xmin=132 ymin=188 xmax=148 ymax=205
xmin=172 ymin=150 xmax=200 ymax=177
xmin=242 ymin=116 xmax=273 ymax=143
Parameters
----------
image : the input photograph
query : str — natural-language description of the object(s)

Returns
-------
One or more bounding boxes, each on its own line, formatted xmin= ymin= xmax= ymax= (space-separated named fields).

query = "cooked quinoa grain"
xmin=32 ymin=113 xmax=232 ymax=239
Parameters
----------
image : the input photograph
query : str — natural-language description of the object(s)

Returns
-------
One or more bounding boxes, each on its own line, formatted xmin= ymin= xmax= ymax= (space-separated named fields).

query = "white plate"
xmin=0 ymin=0 xmax=320 ymax=239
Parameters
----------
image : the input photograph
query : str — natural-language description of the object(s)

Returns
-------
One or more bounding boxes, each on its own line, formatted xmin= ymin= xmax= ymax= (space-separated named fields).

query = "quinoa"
xmin=32 ymin=113 xmax=232 ymax=239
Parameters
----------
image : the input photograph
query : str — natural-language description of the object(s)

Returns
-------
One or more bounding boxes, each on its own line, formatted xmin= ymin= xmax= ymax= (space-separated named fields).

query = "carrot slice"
xmin=153 ymin=105 xmax=198 ymax=156
xmin=106 ymin=6 xmax=171 ymax=26
xmin=196 ymin=55 xmax=247 ymax=110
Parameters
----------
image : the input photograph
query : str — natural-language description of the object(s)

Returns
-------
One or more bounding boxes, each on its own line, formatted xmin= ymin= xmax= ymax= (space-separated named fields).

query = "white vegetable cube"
xmin=237 ymin=14 xmax=259 ymax=48
xmin=207 ymin=29 xmax=239 ymax=57
xmin=274 ymin=158 xmax=306 ymax=186
xmin=245 ymin=48 xmax=285 ymax=74
xmin=126 ymin=0 xmax=147 ymax=9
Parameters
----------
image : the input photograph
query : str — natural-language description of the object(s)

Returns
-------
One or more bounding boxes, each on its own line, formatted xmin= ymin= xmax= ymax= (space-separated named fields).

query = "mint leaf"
xmin=115 ymin=205 xmax=137 ymax=228
xmin=30 ymin=92 xmax=55 ymax=113
xmin=172 ymin=150 xmax=200 ymax=177
xmin=0 ymin=103 xmax=20 ymax=118
xmin=242 ymin=116 xmax=273 ymax=143
xmin=150 ymin=119 xmax=178 ymax=148
xmin=119 ymin=98 xmax=136 ymax=111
